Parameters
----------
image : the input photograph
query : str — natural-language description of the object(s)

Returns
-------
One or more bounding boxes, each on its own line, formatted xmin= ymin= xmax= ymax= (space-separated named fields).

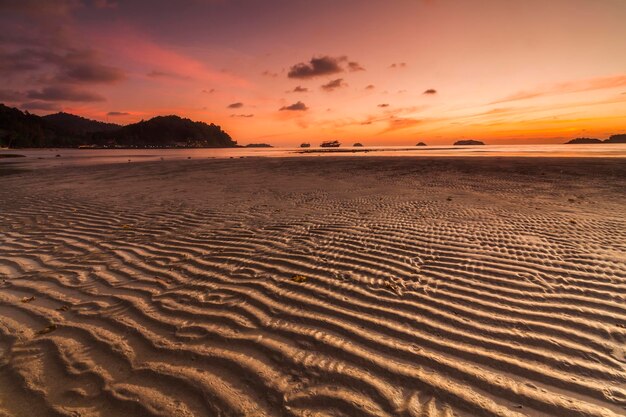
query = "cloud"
xmin=27 ymin=86 xmax=105 ymax=102
xmin=0 ymin=48 xmax=125 ymax=84
xmin=20 ymin=101 xmax=61 ymax=111
xmin=383 ymin=117 xmax=422 ymax=132
xmin=378 ymin=103 xmax=389 ymax=107
xmin=326 ymin=106 xmax=428 ymax=130
xmin=423 ymin=89 xmax=437 ymax=95
xmin=0 ymin=89 xmax=24 ymax=101
xmin=94 ymin=0 xmax=118 ymax=9
xmin=390 ymin=62 xmax=407 ymax=68
xmin=321 ymin=78 xmax=347 ymax=92
xmin=365 ymin=84 xmax=375 ymax=90
xmin=147 ymin=70 xmax=191 ymax=80
xmin=280 ymin=101 xmax=308 ymax=111
xmin=227 ymin=102 xmax=244 ymax=109
xmin=54 ymin=50 xmax=125 ymax=83
xmin=0 ymin=0 xmax=78 ymax=18
xmin=107 ymin=111 xmax=129 ymax=116
xmin=230 ymin=114 xmax=254 ymax=118
xmin=287 ymin=55 xmax=363 ymax=79
xmin=494 ymin=74 xmax=626 ymax=104
xmin=202 ymin=89 xmax=215 ymax=94
xmin=348 ymin=61 xmax=365 ymax=72
xmin=262 ymin=70 xmax=278 ymax=77
xmin=292 ymin=86 xmax=308 ymax=93
xmin=0 ymin=49 xmax=50 ymax=73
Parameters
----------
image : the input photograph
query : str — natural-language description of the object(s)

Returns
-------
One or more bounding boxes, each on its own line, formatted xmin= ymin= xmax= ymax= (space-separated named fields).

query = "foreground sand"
xmin=1 ymin=156 xmax=625 ymax=417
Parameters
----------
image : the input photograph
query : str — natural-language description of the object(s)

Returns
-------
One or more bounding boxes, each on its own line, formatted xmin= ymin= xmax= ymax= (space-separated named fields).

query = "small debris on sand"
xmin=36 ymin=324 xmax=57 ymax=336
xmin=292 ymin=275 xmax=308 ymax=283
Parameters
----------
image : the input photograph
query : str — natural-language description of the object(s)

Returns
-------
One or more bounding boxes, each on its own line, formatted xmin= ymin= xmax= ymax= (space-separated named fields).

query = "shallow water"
xmin=1 ymin=143 xmax=625 ymax=168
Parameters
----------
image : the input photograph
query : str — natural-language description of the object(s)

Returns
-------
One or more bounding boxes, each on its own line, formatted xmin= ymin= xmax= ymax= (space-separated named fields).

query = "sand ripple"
xmin=1 ymin=157 xmax=625 ymax=417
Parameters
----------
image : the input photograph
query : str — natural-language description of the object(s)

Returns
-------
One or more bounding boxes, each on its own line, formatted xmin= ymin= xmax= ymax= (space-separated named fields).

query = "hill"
xmin=0 ymin=104 xmax=236 ymax=148
xmin=42 ymin=112 xmax=120 ymax=134
xmin=93 ymin=115 xmax=236 ymax=148
xmin=0 ymin=104 xmax=72 ymax=147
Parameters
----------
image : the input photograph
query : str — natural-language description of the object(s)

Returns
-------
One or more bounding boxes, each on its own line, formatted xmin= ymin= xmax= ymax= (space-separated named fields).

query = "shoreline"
xmin=0 ymin=144 xmax=625 ymax=172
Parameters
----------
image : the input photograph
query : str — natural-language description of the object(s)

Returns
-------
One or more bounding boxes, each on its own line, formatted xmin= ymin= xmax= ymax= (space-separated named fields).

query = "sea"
xmin=1 ymin=144 xmax=626 ymax=168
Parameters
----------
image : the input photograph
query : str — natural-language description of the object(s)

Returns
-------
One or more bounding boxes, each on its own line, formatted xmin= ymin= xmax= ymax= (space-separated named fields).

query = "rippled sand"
xmin=1 ymin=157 xmax=625 ymax=417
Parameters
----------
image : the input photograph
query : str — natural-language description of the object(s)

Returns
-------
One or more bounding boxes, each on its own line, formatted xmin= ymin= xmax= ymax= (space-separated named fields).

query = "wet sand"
xmin=1 ymin=156 xmax=625 ymax=417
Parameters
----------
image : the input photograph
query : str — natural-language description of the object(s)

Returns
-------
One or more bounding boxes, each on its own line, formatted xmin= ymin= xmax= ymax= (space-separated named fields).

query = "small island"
xmin=605 ymin=134 xmax=626 ymax=143
xmin=454 ymin=140 xmax=485 ymax=146
xmin=244 ymin=143 xmax=273 ymax=148
xmin=416 ymin=142 xmax=427 ymax=146
xmin=564 ymin=134 xmax=626 ymax=144
xmin=300 ymin=143 xmax=311 ymax=148
xmin=320 ymin=140 xmax=341 ymax=148
xmin=353 ymin=143 xmax=363 ymax=147
xmin=565 ymin=138 xmax=602 ymax=144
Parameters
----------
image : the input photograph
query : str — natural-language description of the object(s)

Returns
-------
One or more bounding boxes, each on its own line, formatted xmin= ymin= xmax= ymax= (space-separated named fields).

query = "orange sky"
xmin=1 ymin=0 xmax=625 ymax=145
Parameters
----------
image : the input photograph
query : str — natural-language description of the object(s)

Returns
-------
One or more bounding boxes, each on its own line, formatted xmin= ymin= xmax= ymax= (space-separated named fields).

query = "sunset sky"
xmin=1 ymin=0 xmax=625 ymax=145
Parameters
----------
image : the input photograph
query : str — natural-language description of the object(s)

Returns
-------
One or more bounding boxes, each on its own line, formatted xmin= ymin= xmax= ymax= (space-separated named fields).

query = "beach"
xmin=1 ymin=155 xmax=626 ymax=417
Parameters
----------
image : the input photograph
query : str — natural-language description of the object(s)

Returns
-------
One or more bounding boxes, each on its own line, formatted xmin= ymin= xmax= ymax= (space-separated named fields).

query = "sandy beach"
xmin=1 ymin=156 xmax=625 ymax=417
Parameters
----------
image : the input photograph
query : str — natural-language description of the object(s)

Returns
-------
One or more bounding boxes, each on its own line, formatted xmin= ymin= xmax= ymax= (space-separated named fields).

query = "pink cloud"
xmin=495 ymin=74 xmax=626 ymax=103
xmin=83 ymin=24 xmax=251 ymax=88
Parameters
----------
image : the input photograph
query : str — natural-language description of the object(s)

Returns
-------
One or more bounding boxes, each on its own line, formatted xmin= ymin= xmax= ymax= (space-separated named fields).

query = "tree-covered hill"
xmin=0 ymin=104 xmax=236 ymax=148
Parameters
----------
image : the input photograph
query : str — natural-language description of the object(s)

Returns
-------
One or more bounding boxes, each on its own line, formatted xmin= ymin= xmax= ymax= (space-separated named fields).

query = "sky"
xmin=1 ymin=0 xmax=625 ymax=146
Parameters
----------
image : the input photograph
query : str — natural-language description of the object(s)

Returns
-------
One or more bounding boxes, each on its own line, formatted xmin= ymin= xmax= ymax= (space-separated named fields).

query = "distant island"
xmin=416 ymin=142 xmax=427 ymax=146
xmin=0 ymin=104 xmax=236 ymax=148
xmin=320 ymin=140 xmax=341 ymax=148
xmin=566 ymin=134 xmax=626 ymax=144
xmin=454 ymin=140 xmax=485 ymax=146
xmin=565 ymin=138 xmax=602 ymax=144
xmin=244 ymin=143 xmax=273 ymax=148
xmin=353 ymin=142 xmax=363 ymax=147
xmin=300 ymin=143 xmax=311 ymax=148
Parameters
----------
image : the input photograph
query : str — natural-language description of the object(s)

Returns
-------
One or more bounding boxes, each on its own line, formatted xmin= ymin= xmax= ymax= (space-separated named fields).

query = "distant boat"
xmin=320 ymin=140 xmax=341 ymax=148
xmin=300 ymin=143 xmax=311 ymax=148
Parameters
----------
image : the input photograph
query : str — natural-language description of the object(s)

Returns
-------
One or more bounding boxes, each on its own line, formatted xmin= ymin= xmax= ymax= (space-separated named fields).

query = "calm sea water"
xmin=2 ymin=144 xmax=626 ymax=168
